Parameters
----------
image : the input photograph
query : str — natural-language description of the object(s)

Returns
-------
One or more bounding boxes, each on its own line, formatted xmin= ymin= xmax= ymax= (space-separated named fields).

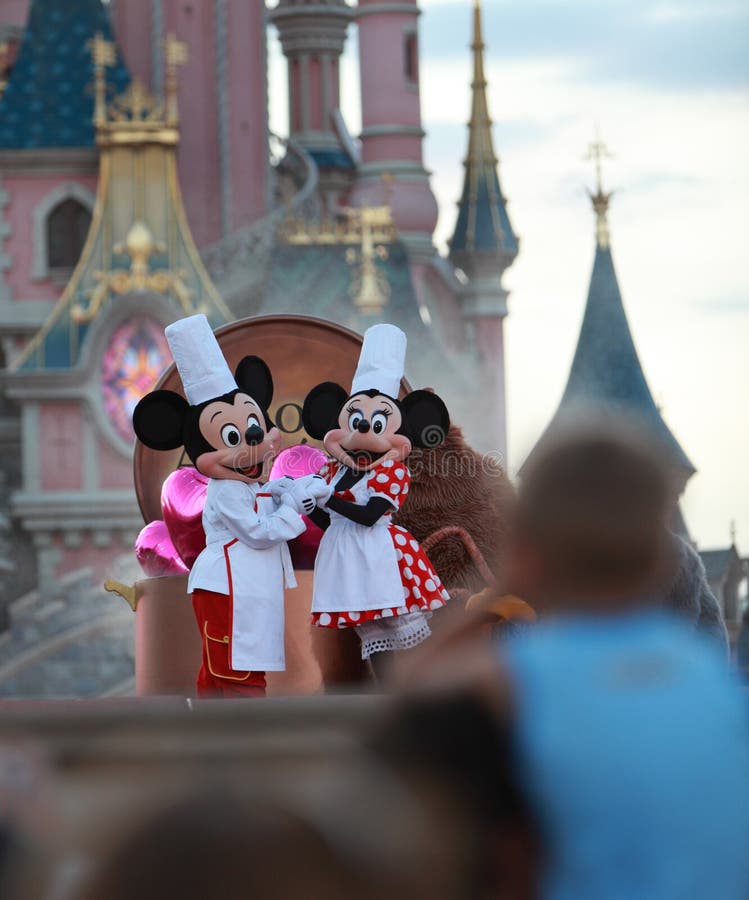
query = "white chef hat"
xmin=351 ymin=323 xmax=406 ymax=399
xmin=164 ymin=314 xmax=237 ymax=406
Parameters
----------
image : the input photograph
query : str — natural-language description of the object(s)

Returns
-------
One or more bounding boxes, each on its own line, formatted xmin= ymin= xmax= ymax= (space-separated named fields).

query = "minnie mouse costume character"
xmin=133 ymin=314 xmax=324 ymax=698
xmin=302 ymin=324 xmax=451 ymax=663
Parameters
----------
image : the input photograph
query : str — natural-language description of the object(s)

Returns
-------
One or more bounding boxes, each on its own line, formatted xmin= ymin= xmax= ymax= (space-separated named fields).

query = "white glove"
xmin=295 ymin=473 xmax=334 ymax=504
xmin=265 ymin=476 xmax=295 ymax=502
xmin=279 ymin=478 xmax=321 ymax=516
xmin=280 ymin=490 xmax=314 ymax=516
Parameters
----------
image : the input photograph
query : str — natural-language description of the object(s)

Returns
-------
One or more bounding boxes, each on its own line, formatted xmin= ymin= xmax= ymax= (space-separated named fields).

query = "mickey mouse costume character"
xmin=133 ymin=314 xmax=324 ymax=698
xmin=302 ymin=324 xmax=451 ymax=665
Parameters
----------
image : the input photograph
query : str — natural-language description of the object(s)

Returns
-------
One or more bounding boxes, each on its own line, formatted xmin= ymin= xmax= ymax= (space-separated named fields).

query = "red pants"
xmin=191 ymin=589 xmax=267 ymax=699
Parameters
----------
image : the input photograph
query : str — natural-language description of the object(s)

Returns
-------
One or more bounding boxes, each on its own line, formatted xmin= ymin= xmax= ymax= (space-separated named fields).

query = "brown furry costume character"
xmin=393 ymin=425 xmax=514 ymax=598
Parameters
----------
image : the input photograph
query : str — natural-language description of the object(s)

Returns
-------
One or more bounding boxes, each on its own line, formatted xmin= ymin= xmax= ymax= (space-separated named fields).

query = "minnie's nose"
xmin=245 ymin=424 xmax=264 ymax=446
xmin=356 ymin=420 xmax=371 ymax=434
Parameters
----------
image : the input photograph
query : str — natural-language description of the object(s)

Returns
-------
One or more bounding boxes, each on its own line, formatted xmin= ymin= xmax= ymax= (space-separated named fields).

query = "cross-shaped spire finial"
xmin=585 ymin=128 xmax=613 ymax=195
xmin=585 ymin=128 xmax=614 ymax=249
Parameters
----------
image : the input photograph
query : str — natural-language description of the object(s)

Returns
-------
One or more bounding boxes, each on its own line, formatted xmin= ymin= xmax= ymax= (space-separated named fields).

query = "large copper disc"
xmin=133 ymin=314 xmax=411 ymax=523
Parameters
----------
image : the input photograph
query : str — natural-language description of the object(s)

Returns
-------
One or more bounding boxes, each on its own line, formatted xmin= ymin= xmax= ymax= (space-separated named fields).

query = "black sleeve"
xmin=306 ymin=506 xmax=331 ymax=530
xmin=325 ymin=495 xmax=394 ymax=527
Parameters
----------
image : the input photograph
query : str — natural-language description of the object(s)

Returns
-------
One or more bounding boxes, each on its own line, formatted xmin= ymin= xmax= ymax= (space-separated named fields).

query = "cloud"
xmin=419 ymin=0 xmax=749 ymax=92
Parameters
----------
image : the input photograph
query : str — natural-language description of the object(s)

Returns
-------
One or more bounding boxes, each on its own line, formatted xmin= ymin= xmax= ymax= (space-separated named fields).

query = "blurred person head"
xmin=75 ymin=786 xmax=364 ymax=900
xmin=507 ymin=416 xmax=676 ymax=615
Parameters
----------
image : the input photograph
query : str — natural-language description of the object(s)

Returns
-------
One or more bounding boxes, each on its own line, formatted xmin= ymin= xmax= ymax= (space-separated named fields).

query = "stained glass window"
xmin=102 ymin=318 xmax=170 ymax=443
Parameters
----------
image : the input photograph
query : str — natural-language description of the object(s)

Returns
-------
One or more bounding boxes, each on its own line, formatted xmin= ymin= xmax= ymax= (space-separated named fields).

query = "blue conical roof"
xmin=554 ymin=236 xmax=695 ymax=478
xmin=0 ymin=0 xmax=129 ymax=149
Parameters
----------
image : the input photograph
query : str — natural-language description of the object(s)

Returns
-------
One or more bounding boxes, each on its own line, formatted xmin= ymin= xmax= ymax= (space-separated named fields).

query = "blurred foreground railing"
xmin=0 ymin=695 xmax=385 ymax=870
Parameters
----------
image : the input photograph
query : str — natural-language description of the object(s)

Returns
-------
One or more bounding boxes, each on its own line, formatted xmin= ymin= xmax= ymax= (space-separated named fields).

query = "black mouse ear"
xmin=401 ymin=390 xmax=450 ymax=448
xmin=302 ymin=382 xmax=349 ymax=441
xmin=234 ymin=356 xmax=274 ymax=410
xmin=133 ymin=390 xmax=189 ymax=451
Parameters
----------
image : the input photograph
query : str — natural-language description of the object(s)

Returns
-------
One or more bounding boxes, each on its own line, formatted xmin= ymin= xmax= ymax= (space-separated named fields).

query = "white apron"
xmin=312 ymin=467 xmax=405 ymax=614
xmin=188 ymin=480 xmax=304 ymax=671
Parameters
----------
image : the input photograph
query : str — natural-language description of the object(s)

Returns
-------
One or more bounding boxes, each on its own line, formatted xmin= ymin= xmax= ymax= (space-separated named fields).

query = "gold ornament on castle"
xmin=71 ymin=223 xmax=194 ymax=324
xmin=280 ymin=201 xmax=396 ymax=314
xmin=90 ymin=32 xmax=187 ymax=147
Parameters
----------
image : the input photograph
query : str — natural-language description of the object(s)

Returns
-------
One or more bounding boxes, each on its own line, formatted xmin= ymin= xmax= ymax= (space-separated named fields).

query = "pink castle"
xmin=0 ymin=0 xmax=517 ymax=633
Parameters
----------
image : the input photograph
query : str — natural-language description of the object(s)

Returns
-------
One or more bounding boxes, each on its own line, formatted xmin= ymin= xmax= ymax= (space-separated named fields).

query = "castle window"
xmin=32 ymin=182 xmax=95 ymax=281
xmin=404 ymin=32 xmax=418 ymax=85
xmin=46 ymin=199 xmax=91 ymax=272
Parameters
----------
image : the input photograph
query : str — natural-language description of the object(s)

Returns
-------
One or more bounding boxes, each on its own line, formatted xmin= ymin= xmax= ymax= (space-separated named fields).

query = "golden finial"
xmin=473 ymin=0 xmax=483 ymax=43
xmin=585 ymin=130 xmax=614 ymax=249
xmin=92 ymin=35 xmax=186 ymax=146
xmin=88 ymin=33 xmax=116 ymax=126
xmin=345 ymin=205 xmax=392 ymax=314
xmin=164 ymin=35 xmax=189 ymax=126
xmin=470 ymin=0 xmax=487 ymax=96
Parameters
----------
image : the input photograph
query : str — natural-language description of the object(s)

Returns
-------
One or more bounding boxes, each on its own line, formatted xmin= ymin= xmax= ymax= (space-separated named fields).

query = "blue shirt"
xmin=503 ymin=609 xmax=749 ymax=900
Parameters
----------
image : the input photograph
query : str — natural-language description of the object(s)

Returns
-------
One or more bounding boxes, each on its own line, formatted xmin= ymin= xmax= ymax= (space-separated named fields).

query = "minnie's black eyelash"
xmin=346 ymin=404 xmax=360 ymax=415
xmin=376 ymin=408 xmax=393 ymax=418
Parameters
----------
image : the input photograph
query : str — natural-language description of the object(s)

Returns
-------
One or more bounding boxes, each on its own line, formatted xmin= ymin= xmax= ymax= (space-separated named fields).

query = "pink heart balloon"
xmin=160 ymin=468 xmax=209 ymax=569
xmin=269 ymin=444 xmax=328 ymax=480
xmin=135 ymin=520 xmax=189 ymax=577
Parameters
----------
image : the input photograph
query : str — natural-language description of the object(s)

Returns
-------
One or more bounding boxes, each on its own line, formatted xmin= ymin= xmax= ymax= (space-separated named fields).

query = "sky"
xmin=268 ymin=0 xmax=749 ymax=551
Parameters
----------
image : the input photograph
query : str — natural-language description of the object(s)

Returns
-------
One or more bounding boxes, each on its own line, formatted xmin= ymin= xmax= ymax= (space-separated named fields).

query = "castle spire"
xmin=448 ymin=1 xmax=517 ymax=460
xmin=450 ymin=0 xmax=517 ymax=262
xmin=525 ymin=139 xmax=695 ymax=490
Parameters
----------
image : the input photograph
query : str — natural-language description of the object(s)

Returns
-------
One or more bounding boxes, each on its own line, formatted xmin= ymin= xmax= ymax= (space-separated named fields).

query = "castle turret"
xmin=529 ymin=138 xmax=695 ymax=494
xmin=449 ymin=0 xmax=518 ymax=459
xmin=350 ymin=0 xmax=438 ymax=255
xmin=269 ymin=0 xmax=355 ymax=213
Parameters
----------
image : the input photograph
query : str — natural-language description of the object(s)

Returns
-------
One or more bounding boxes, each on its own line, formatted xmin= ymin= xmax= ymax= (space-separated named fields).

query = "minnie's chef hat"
xmin=351 ymin=323 xmax=406 ymax=399
xmin=164 ymin=314 xmax=237 ymax=406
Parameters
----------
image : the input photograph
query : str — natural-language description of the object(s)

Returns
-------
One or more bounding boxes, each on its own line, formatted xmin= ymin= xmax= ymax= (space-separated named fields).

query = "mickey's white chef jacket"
xmin=187 ymin=479 xmax=305 ymax=671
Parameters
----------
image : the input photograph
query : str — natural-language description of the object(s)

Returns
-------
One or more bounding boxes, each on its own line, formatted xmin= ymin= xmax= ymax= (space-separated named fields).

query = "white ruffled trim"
xmin=356 ymin=611 xmax=432 ymax=660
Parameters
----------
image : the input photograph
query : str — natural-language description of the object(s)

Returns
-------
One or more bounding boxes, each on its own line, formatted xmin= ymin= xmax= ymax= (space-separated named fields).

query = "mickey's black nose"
xmin=356 ymin=419 xmax=371 ymax=434
xmin=245 ymin=424 xmax=264 ymax=446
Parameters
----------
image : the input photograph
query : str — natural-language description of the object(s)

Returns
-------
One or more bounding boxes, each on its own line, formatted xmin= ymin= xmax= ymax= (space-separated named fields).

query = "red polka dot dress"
xmin=311 ymin=459 xmax=449 ymax=655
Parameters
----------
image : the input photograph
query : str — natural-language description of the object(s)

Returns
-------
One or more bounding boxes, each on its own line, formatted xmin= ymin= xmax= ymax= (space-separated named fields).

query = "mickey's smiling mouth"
xmin=224 ymin=462 xmax=263 ymax=479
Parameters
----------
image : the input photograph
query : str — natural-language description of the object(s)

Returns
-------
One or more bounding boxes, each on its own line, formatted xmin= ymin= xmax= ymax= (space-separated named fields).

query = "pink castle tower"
xmin=112 ymin=0 xmax=269 ymax=247
xmin=349 ymin=0 xmax=439 ymax=256
xmin=448 ymin=0 xmax=518 ymax=459
xmin=269 ymin=0 xmax=356 ymax=215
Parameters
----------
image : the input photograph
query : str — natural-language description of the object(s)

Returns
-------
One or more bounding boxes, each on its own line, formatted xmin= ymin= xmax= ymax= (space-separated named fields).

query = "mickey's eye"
xmin=348 ymin=410 xmax=364 ymax=431
xmin=247 ymin=414 xmax=261 ymax=431
xmin=221 ymin=424 xmax=242 ymax=447
xmin=371 ymin=412 xmax=388 ymax=435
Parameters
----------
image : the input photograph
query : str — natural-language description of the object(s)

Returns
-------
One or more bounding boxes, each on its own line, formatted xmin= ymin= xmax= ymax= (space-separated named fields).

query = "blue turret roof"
xmin=553 ymin=210 xmax=695 ymax=479
xmin=450 ymin=1 xmax=517 ymax=259
xmin=0 ymin=0 xmax=129 ymax=150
